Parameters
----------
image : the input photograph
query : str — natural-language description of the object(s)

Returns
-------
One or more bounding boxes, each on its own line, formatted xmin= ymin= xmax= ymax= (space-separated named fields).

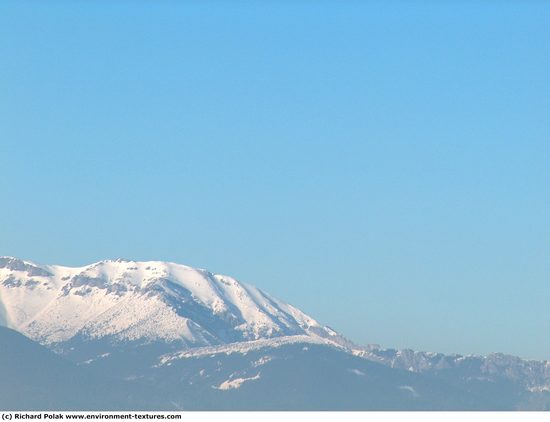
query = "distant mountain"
xmin=1 ymin=256 xmax=550 ymax=410
xmin=354 ymin=344 xmax=550 ymax=396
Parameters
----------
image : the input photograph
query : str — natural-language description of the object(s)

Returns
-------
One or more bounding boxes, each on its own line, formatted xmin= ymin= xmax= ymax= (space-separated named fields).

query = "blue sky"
xmin=1 ymin=1 xmax=549 ymax=359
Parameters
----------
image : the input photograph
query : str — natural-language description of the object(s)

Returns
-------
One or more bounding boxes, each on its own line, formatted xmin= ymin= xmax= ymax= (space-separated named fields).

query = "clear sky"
xmin=1 ymin=1 xmax=549 ymax=359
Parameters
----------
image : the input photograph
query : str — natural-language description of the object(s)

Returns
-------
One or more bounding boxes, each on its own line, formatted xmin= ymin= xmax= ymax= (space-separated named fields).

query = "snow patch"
xmin=399 ymin=385 xmax=419 ymax=397
xmin=0 ymin=299 xmax=9 ymax=327
xmin=253 ymin=356 xmax=273 ymax=367
xmin=216 ymin=373 xmax=261 ymax=390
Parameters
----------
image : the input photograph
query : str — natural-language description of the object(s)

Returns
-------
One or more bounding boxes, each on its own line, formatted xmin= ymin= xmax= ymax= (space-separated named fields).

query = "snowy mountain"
xmin=0 ymin=256 xmax=345 ymax=349
xmin=2 ymin=256 xmax=550 ymax=410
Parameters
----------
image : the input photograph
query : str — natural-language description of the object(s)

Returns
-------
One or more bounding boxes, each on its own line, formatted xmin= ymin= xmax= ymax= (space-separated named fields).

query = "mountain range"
xmin=1 ymin=256 xmax=549 ymax=410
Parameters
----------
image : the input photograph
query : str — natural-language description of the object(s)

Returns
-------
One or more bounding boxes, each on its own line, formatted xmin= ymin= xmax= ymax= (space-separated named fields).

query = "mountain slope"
xmin=150 ymin=342 xmax=532 ymax=410
xmin=0 ymin=326 xmax=170 ymax=410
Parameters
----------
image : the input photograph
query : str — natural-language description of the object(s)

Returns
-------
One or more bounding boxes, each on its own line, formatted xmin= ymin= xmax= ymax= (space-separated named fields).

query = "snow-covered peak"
xmin=0 ymin=257 xmax=344 ymax=349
